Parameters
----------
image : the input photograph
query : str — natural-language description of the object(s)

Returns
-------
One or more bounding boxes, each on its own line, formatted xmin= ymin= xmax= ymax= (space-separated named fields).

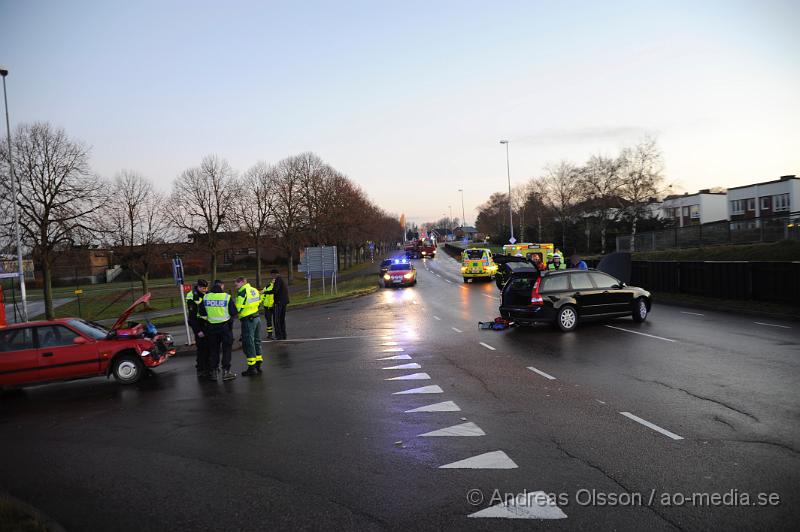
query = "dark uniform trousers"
xmin=273 ymin=303 xmax=287 ymax=340
xmin=207 ymin=322 xmax=233 ymax=371
xmin=195 ymin=333 xmax=210 ymax=372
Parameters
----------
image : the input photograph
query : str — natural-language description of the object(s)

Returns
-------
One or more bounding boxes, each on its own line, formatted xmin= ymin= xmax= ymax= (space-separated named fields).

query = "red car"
xmin=382 ymin=260 xmax=417 ymax=287
xmin=0 ymin=294 xmax=175 ymax=390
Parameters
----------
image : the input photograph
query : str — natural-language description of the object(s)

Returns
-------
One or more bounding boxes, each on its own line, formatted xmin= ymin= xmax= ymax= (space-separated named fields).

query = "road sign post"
xmin=298 ymin=246 xmax=339 ymax=297
xmin=173 ymin=257 xmax=192 ymax=345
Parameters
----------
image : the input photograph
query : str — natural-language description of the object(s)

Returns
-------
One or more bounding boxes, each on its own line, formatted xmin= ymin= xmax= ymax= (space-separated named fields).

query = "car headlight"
xmin=140 ymin=350 xmax=151 ymax=357
xmin=404 ymin=272 xmax=414 ymax=279
xmin=383 ymin=274 xmax=391 ymax=280
xmin=461 ymin=266 xmax=467 ymax=272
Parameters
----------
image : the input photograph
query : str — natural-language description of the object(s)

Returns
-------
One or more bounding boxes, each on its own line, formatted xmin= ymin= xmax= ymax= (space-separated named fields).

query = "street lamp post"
xmin=458 ymin=188 xmax=466 ymax=227
xmin=1 ymin=68 xmax=28 ymax=322
xmin=499 ymin=140 xmax=514 ymax=243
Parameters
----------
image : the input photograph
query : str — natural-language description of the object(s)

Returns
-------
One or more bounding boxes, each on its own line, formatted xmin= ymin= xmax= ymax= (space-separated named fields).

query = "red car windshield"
xmin=68 ymin=319 xmax=109 ymax=340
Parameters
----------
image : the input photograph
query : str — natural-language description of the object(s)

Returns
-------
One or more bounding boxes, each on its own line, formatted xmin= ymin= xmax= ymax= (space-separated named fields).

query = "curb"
xmin=0 ymin=492 xmax=67 ymax=532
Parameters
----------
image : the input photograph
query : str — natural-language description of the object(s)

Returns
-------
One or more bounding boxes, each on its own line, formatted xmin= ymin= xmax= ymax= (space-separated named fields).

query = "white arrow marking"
xmin=404 ymin=401 xmax=461 ymax=412
xmin=385 ymin=372 xmax=430 ymax=381
xmin=377 ymin=354 xmax=412 ymax=360
xmin=439 ymin=450 xmax=518 ymax=469
xmin=382 ymin=363 xmax=421 ymax=370
xmin=468 ymin=491 xmax=567 ymax=519
xmin=419 ymin=422 xmax=485 ymax=437
xmin=393 ymin=385 xmax=443 ymax=395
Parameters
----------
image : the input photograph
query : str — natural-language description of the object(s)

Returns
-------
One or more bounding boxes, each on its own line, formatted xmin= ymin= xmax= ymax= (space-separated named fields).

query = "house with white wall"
xmin=661 ymin=189 xmax=727 ymax=227
xmin=727 ymin=175 xmax=799 ymax=223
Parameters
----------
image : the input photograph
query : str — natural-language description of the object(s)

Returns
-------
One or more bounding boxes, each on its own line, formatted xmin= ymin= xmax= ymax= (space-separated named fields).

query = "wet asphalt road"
xmin=1 ymin=252 xmax=798 ymax=531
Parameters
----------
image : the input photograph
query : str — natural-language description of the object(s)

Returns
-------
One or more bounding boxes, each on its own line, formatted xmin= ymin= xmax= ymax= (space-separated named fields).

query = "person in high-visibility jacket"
xmin=199 ymin=280 xmax=238 ymax=381
xmin=548 ymin=253 xmax=567 ymax=270
xmin=185 ymin=279 xmax=210 ymax=378
xmin=261 ymin=278 xmax=275 ymax=340
xmin=235 ymin=276 xmax=263 ymax=376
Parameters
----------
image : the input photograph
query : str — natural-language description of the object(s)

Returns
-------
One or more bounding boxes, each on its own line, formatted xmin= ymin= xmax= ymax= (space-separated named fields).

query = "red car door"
xmin=0 ymin=326 xmax=38 ymax=386
xmin=35 ymin=325 xmax=100 ymax=381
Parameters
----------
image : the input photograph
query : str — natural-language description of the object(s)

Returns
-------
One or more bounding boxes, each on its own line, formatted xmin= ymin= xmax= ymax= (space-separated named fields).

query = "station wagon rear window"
xmin=465 ymin=250 xmax=485 ymax=260
xmin=540 ymin=275 xmax=568 ymax=292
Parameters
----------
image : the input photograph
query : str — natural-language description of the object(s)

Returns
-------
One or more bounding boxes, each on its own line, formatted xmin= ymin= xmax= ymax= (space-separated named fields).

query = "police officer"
xmin=235 ymin=277 xmax=263 ymax=376
xmin=186 ymin=279 xmax=210 ymax=378
xmin=261 ymin=276 xmax=275 ymax=340
xmin=200 ymin=279 xmax=238 ymax=381
xmin=263 ymin=269 xmax=289 ymax=340
xmin=548 ymin=253 xmax=567 ymax=270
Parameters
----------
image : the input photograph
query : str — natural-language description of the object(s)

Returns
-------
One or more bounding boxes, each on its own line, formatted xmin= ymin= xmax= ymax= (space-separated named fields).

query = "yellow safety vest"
xmin=236 ymin=283 xmax=261 ymax=318
xmin=261 ymin=281 xmax=275 ymax=308
xmin=203 ymin=292 xmax=231 ymax=324
xmin=186 ymin=290 xmax=207 ymax=321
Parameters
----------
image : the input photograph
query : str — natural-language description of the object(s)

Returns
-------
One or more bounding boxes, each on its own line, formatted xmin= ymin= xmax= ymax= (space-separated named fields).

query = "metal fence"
xmin=616 ymin=211 xmax=800 ymax=252
xmin=630 ymin=260 xmax=800 ymax=303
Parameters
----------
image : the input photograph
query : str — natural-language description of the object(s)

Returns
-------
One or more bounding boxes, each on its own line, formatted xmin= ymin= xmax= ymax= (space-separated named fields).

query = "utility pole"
xmin=499 ymin=140 xmax=514 ymax=243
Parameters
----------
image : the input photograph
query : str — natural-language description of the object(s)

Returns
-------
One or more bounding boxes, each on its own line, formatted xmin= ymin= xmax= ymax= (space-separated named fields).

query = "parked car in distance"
xmin=499 ymin=268 xmax=651 ymax=332
xmin=0 ymin=294 xmax=175 ymax=390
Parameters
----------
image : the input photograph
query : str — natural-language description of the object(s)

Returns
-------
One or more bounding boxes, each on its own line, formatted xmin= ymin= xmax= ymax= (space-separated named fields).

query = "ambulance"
xmin=460 ymin=248 xmax=498 ymax=282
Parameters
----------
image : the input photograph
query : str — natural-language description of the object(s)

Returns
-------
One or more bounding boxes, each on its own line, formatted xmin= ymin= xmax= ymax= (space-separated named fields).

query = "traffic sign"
xmin=171 ymin=257 xmax=184 ymax=286
xmin=74 ymin=289 xmax=83 ymax=295
xmin=508 ymin=237 xmax=517 ymax=244
xmin=182 ymin=284 xmax=192 ymax=293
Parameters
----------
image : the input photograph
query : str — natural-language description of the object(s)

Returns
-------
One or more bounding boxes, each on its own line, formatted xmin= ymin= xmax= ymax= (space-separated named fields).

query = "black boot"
xmin=255 ymin=361 xmax=263 ymax=374
xmin=242 ymin=366 xmax=258 ymax=377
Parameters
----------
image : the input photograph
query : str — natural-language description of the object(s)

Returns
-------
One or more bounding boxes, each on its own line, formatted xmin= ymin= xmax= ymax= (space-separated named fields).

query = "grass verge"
xmin=0 ymin=498 xmax=50 ymax=532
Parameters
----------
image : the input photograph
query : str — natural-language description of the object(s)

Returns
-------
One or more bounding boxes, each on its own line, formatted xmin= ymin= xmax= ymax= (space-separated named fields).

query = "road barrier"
xmin=630 ymin=261 xmax=800 ymax=303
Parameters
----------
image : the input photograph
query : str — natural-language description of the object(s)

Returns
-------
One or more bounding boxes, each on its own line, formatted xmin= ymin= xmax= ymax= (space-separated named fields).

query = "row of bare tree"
xmin=475 ymin=137 xmax=667 ymax=254
xmin=1 ymin=122 xmax=401 ymax=318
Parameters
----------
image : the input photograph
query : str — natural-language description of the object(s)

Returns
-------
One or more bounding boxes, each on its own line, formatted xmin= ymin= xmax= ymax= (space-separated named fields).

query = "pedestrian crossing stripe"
xmin=385 ymin=373 xmax=430 ymax=381
xmin=377 ymin=354 xmax=412 ymax=360
xmin=438 ymin=450 xmax=518 ymax=469
xmin=382 ymin=363 xmax=421 ymax=370
xmin=393 ymin=385 xmax=443 ymax=395
xmin=404 ymin=401 xmax=460 ymax=412
xmin=468 ymin=491 xmax=567 ymax=519
xmin=419 ymin=422 xmax=485 ymax=437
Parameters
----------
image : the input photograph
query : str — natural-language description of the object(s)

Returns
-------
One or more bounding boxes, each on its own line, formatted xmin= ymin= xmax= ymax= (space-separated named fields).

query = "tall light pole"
xmin=458 ymin=188 xmax=466 ymax=227
xmin=448 ymin=205 xmax=452 ymax=229
xmin=499 ymin=140 xmax=514 ymax=242
xmin=1 ymin=68 xmax=28 ymax=322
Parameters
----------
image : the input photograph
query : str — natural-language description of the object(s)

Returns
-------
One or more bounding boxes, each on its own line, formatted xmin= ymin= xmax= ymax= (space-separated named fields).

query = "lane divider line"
xmin=680 ymin=311 xmax=704 ymax=316
xmin=527 ymin=366 xmax=556 ymax=380
xmin=754 ymin=321 xmax=791 ymax=329
xmin=604 ymin=325 xmax=676 ymax=343
xmin=619 ymin=411 xmax=684 ymax=440
xmin=452 ymin=327 xmax=463 ymax=333
xmin=433 ymin=316 xmax=441 ymax=321
xmin=479 ymin=342 xmax=496 ymax=351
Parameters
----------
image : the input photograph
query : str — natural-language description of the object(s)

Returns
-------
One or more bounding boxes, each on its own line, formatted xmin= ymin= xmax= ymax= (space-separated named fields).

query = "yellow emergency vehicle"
xmin=461 ymin=248 xmax=498 ymax=282
xmin=502 ymin=242 xmax=556 ymax=267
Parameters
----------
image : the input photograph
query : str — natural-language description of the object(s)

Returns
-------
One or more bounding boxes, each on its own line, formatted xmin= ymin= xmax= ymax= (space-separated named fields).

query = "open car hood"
xmin=597 ymin=252 xmax=632 ymax=284
xmin=110 ymin=293 xmax=152 ymax=331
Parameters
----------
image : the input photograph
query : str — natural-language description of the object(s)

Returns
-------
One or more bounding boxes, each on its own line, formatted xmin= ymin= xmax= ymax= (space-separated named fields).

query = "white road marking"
xmin=479 ymin=342 xmax=496 ymax=351
xmin=405 ymin=401 xmax=461 ymax=412
xmin=754 ymin=321 xmax=792 ymax=329
xmin=451 ymin=327 xmax=463 ymax=333
xmin=439 ymin=450 xmax=518 ymax=469
xmin=436 ymin=274 xmax=442 ymax=278
xmin=595 ymin=399 xmax=606 ymax=405
xmin=381 ymin=347 xmax=405 ymax=352
xmin=483 ymin=294 xmax=500 ymax=300
xmin=393 ymin=385 xmax=443 ymax=395
xmin=412 ymin=300 xmax=418 ymax=305
xmin=433 ymin=316 xmax=441 ymax=321
xmin=262 ymin=335 xmax=372 ymax=343
xmin=605 ymin=325 xmax=676 ymax=343
xmin=527 ymin=366 xmax=556 ymax=380
xmin=377 ymin=354 xmax=412 ymax=361
xmin=619 ymin=412 xmax=684 ymax=440
xmin=468 ymin=491 xmax=567 ymax=520
xmin=419 ymin=422 xmax=485 ymax=437
xmin=382 ymin=363 xmax=421 ymax=370
xmin=385 ymin=372 xmax=431 ymax=381
xmin=680 ymin=311 xmax=704 ymax=316
xmin=381 ymin=341 xmax=399 ymax=346
xmin=446 ymin=279 xmax=453 ymax=284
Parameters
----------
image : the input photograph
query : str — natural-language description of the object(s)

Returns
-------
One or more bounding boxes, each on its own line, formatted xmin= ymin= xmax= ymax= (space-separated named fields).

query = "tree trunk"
xmin=561 ymin=222 xmax=567 ymax=253
xmin=211 ymin=252 xmax=218 ymax=282
xmin=255 ymin=239 xmax=262 ymax=288
xmin=287 ymin=252 xmax=294 ymax=284
xmin=600 ymin=224 xmax=607 ymax=255
xmin=43 ymin=260 xmax=54 ymax=320
xmin=630 ymin=213 xmax=638 ymax=252
xmin=537 ymin=216 xmax=542 ymax=242
xmin=141 ymin=272 xmax=150 ymax=298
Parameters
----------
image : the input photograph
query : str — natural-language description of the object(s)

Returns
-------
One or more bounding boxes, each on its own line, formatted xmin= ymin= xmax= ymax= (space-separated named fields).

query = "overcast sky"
xmin=2 ymin=0 xmax=798 ymax=224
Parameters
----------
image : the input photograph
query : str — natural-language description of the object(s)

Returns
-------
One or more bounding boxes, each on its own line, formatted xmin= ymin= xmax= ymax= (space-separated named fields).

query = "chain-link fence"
xmin=616 ymin=212 xmax=800 ymax=252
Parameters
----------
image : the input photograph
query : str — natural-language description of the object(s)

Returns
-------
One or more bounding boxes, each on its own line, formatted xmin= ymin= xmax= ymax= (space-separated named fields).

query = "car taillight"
xmin=531 ymin=278 xmax=543 ymax=305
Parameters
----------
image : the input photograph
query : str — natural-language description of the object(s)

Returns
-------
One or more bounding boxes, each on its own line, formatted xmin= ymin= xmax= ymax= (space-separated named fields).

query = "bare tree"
xmin=170 ymin=155 xmax=236 ymax=280
xmin=542 ymin=161 xmax=582 ymax=251
xmin=272 ymin=155 xmax=306 ymax=282
xmin=619 ymin=137 xmax=664 ymax=251
xmin=107 ymin=171 xmax=170 ymax=297
xmin=511 ymin=183 xmax=531 ymax=242
xmin=235 ymin=161 xmax=276 ymax=287
xmin=579 ymin=154 xmax=624 ymax=254
xmin=0 ymin=122 xmax=106 ymax=318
